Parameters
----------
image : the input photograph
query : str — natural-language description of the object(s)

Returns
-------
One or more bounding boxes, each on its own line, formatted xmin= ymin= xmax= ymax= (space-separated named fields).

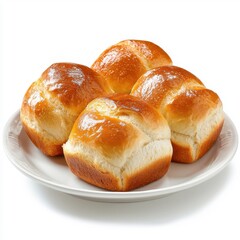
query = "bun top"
xmin=68 ymin=94 xmax=171 ymax=164
xmin=22 ymin=62 xmax=113 ymax=116
xmin=40 ymin=62 xmax=112 ymax=110
xmin=91 ymin=39 xmax=172 ymax=93
xmin=131 ymin=65 xmax=222 ymax=124
xmin=118 ymin=40 xmax=172 ymax=68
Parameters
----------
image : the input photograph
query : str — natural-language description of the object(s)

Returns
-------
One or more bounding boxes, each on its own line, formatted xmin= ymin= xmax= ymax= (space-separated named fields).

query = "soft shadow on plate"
xmin=29 ymin=166 xmax=232 ymax=225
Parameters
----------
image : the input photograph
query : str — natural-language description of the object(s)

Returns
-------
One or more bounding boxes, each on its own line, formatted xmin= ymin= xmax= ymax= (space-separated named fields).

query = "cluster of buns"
xmin=20 ymin=39 xmax=224 ymax=191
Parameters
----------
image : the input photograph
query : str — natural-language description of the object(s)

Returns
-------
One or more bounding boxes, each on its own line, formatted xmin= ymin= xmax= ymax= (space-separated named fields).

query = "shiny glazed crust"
xmin=131 ymin=66 xmax=224 ymax=163
xmin=63 ymin=94 xmax=173 ymax=191
xmin=20 ymin=63 xmax=112 ymax=156
xmin=91 ymin=39 xmax=172 ymax=93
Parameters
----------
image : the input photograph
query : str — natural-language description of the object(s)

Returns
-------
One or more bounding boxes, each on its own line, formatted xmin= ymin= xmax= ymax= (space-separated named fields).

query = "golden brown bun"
xmin=63 ymin=94 xmax=173 ymax=191
xmin=91 ymin=39 xmax=172 ymax=93
xmin=20 ymin=63 xmax=112 ymax=156
xmin=131 ymin=66 xmax=224 ymax=163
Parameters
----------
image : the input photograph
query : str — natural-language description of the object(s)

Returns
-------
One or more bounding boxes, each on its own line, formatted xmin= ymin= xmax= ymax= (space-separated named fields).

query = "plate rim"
xmin=3 ymin=110 xmax=238 ymax=202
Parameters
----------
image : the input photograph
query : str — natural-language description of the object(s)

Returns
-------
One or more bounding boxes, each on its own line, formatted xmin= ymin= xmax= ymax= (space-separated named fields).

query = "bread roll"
xmin=131 ymin=66 xmax=224 ymax=163
xmin=91 ymin=39 xmax=172 ymax=93
xmin=63 ymin=94 xmax=173 ymax=191
xmin=20 ymin=63 xmax=112 ymax=156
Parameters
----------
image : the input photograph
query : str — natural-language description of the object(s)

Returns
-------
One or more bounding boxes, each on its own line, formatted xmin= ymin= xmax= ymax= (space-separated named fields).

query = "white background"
xmin=1 ymin=0 xmax=240 ymax=239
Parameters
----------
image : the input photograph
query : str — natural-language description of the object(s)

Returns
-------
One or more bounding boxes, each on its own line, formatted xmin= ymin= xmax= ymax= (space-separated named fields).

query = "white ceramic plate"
xmin=3 ymin=111 xmax=238 ymax=202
